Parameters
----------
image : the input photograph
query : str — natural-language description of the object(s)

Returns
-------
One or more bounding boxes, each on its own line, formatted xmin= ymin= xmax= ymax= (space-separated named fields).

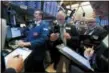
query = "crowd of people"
xmin=1 ymin=1 xmax=108 ymax=73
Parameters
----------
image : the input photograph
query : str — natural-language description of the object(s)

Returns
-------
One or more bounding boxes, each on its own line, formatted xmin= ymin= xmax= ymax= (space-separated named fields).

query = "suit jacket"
xmin=90 ymin=42 xmax=108 ymax=72
xmin=91 ymin=27 xmax=106 ymax=40
xmin=84 ymin=26 xmax=107 ymax=47
xmin=50 ymin=22 xmax=79 ymax=50
xmin=3 ymin=68 xmax=16 ymax=73
xmin=86 ymin=26 xmax=106 ymax=41
xmin=24 ymin=20 xmax=49 ymax=61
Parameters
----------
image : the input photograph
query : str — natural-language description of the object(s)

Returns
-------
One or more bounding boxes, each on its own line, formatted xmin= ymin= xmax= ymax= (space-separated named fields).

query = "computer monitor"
xmin=6 ymin=27 xmax=22 ymax=40
xmin=56 ymin=44 xmax=94 ymax=71
xmin=0 ymin=18 xmax=7 ymax=49
xmin=11 ymin=27 xmax=21 ymax=38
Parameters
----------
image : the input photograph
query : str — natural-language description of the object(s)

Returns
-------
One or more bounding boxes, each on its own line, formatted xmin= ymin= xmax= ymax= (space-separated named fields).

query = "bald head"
xmin=57 ymin=10 xmax=66 ymax=18
xmin=56 ymin=10 xmax=66 ymax=24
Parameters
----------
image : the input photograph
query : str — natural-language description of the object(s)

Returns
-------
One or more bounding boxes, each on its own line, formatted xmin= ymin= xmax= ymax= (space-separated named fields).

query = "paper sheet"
xmin=5 ymin=48 xmax=32 ymax=67
xmin=11 ymin=28 xmax=21 ymax=38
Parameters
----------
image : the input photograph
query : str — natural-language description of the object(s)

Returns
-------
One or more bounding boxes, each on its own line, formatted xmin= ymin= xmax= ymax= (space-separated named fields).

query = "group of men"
xmin=2 ymin=1 xmax=108 ymax=72
xmin=2 ymin=9 xmax=80 ymax=73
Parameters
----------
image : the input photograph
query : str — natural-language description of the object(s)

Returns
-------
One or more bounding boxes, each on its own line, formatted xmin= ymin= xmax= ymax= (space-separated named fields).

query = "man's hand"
xmin=50 ymin=33 xmax=59 ymax=41
xmin=64 ymin=32 xmax=71 ymax=40
xmin=7 ymin=55 xmax=24 ymax=73
xmin=84 ymin=46 xmax=94 ymax=59
xmin=17 ymin=40 xmax=25 ymax=47
xmin=18 ymin=40 xmax=31 ymax=47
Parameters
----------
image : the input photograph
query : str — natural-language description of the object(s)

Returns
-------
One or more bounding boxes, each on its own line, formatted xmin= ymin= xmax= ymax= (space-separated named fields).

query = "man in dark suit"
xmin=84 ymin=20 xmax=107 ymax=45
xmin=48 ymin=10 xmax=79 ymax=72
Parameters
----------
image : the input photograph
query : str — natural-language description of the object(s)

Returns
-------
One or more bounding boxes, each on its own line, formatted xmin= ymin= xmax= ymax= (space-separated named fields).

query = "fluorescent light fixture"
xmin=81 ymin=2 xmax=90 ymax=6
xmin=66 ymin=5 xmax=70 ymax=9
xmin=20 ymin=23 xmax=26 ymax=27
xmin=67 ymin=10 xmax=72 ymax=16
xmin=20 ymin=5 xmax=27 ymax=10
xmin=71 ymin=4 xmax=79 ymax=8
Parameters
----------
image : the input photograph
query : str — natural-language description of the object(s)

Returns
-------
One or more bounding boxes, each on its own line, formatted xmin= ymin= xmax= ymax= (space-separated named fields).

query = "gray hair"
xmin=57 ymin=10 xmax=66 ymax=18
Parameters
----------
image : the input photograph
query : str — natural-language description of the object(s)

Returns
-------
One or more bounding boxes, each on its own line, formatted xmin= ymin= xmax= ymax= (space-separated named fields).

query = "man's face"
xmin=56 ymin=14 xmax=65 ymax=25
xmin=34 ymin=11 xmax=42 ymax=21
xmin=88 ymin=21 xmax=96 ymax=29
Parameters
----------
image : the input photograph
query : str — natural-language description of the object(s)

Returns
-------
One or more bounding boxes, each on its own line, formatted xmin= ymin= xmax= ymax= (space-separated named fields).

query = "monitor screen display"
xmin=56 ymin=44 xmax=93 ymax=71
xmin=11 ymin=27 xmax=21 ymax=38
xmin=6 ymin=27 xmax=22 ymax=40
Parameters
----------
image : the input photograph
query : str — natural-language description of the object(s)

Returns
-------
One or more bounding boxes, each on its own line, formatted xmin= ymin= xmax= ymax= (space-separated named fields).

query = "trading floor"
xmin=1 ymin=1 xmax=109 ymax=73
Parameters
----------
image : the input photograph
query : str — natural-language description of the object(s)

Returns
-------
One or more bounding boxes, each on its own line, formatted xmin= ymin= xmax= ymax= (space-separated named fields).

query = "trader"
xmin=18 ymin=9 xmax=49 ymax=72
xmin=49 ymin=10 xmax=79 ymax=72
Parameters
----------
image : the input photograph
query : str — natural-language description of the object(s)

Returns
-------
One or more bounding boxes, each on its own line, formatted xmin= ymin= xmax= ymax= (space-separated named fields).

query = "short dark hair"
xmin=34 ymin=9 xmax=43 ymax=17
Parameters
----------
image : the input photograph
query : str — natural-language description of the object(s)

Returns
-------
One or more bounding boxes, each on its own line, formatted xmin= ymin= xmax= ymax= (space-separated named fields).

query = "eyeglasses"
xmin=34 ymin=13 xmax=40 ymax=15
xmin=57 ymin=18 xmax=65 ymax=21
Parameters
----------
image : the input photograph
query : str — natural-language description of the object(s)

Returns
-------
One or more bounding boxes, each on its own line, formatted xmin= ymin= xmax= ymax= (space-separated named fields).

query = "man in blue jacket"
xmin=18 ymin=9 xmax=49 ymax=72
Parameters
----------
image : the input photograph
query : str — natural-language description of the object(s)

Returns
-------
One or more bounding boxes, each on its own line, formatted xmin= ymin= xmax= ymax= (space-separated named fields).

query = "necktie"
xmin=60 ymin=26 xmax=66 ymax=45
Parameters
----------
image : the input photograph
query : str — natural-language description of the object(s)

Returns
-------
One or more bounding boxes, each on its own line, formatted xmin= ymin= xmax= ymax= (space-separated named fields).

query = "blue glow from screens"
xmin=43 ymin=2 xmax=59 ymax=17
xmin=11 ymin=1 xmax=41 ymax=10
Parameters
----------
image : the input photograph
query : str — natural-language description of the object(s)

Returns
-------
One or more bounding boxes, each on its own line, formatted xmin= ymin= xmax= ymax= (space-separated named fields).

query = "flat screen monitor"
xmin=56 ymin=44 xmax=94 ymax=71
xmin=6 ymin=27 xmax=22 ymax=40
xmin=11 ymin=27 xmax=21 ymax=38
